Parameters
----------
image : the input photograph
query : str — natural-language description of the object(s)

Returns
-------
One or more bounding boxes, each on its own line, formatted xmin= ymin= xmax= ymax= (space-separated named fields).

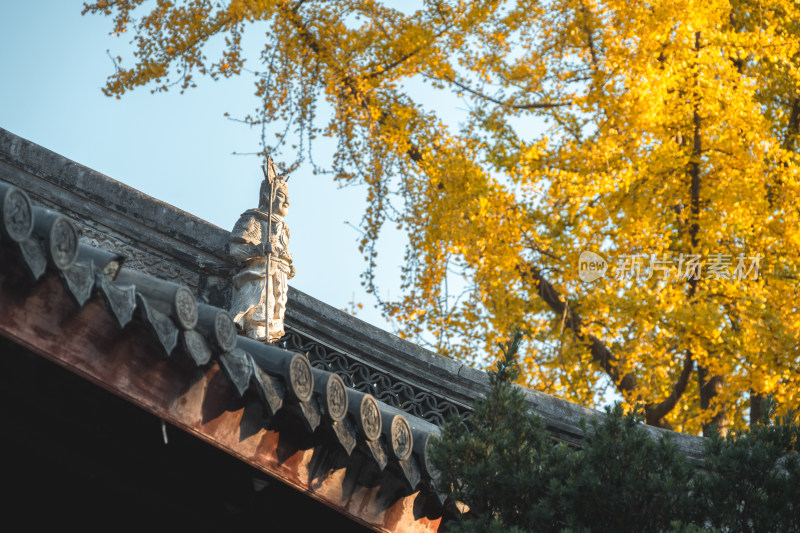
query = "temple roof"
xmin=0 ymin=127 xmax=705 ymax=531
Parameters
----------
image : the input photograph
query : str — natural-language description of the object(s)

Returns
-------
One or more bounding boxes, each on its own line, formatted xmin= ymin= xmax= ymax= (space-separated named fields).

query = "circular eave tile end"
xmin=2 ymin=187 xmax=33 ymax=242
xmin=289 ymin=353 xmax=313 ymax=402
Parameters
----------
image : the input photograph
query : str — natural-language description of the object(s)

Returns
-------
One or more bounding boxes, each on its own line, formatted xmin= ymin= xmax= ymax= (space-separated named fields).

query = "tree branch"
xmin=278 ymin=0 xmax=425 ymax=165
xmin=644 ymin=351 xmax=694 ymax=426
xmin=441 ymin=75 xmax=573 ymax=110
xmin=520 ymin=264 xmax=637 ymax=396
xmin=523 ymin=262 xmax=699 ymax=428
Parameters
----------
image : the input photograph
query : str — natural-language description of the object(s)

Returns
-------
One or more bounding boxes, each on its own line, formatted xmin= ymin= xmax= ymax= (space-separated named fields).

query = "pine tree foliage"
xmin=431 ymin=335 xmax=800 ymax=532
xmin=690 ymin=398 xmax=800 ymax=532
xmin=84 ymin=0 xmax=800 ymax=433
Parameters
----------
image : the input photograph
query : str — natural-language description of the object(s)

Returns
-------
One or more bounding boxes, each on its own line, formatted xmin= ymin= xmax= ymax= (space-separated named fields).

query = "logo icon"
xmin=578 ymin=251 xmax=607 ymax=283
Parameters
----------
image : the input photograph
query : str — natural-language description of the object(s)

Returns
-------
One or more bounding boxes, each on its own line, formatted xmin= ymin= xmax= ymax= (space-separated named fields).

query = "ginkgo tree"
xmin=84 ymin=0 xmax=800 ymax=435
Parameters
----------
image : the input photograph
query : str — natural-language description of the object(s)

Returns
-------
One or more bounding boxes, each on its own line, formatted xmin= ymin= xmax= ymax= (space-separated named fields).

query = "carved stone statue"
xmin=229 ymin=159 xmax=295 ymax=343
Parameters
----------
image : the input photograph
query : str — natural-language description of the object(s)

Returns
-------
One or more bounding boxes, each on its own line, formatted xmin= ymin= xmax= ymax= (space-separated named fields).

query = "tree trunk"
xmin=749 ymin=391 xmax=764 ymax=428
xmin=698 ymin=366 xmax=728 ymax=436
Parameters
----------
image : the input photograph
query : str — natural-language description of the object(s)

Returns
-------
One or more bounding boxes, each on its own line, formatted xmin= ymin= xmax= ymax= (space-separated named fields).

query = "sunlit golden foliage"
xmin=85 ymin=0 xmax=800 ymax=434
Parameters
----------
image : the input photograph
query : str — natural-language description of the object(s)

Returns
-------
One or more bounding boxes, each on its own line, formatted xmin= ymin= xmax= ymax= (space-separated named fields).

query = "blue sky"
xmin=0 ymin=1 xmax=407 ymax=330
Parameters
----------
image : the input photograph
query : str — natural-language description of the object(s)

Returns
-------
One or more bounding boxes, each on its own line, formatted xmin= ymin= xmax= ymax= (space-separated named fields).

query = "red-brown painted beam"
xmin=0 ymin=264 xmax=443 ymax=532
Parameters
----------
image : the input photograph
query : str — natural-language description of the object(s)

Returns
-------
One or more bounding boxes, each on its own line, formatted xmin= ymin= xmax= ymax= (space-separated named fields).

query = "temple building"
xmin=0 ymin=127 xmax=703 ymax=531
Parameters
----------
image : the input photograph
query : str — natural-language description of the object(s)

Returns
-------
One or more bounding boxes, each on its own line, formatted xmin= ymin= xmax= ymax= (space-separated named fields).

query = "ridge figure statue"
xmin=229 ymin=157 xmax=295 ymax=343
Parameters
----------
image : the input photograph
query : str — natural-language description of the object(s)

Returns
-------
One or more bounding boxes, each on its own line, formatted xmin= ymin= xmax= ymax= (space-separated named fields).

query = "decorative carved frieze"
xmin=79 ymin=225 xmax=202 ymax=292
xmin=281 ymin=329 xmax=469 ymax=426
